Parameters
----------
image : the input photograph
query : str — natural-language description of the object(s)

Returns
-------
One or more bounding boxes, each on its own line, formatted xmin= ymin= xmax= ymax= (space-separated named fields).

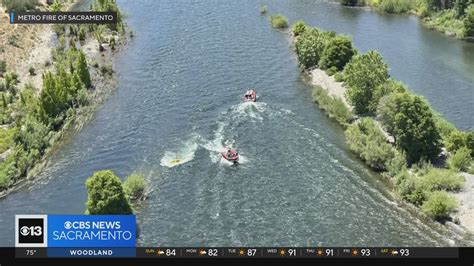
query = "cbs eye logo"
xmin=16 ymin=216 xmax=46 ymax=245
xmin=20 ymin=224 xmax=42 ymax=237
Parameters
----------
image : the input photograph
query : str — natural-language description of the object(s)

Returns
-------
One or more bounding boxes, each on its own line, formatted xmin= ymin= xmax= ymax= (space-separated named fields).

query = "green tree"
xmin=343 ymin=51 xmax=389 ymax=114
xmin=85 ymin=170 xmax=133 ymax=215
xmin=295 ymin=28 xmax=327 ymax=69
xmin=75 ymin=51 xmax=91 ymax=88
xmin=13 ymin=115 xmax=50 ymax=155
xmin=319 ymin=35 xmax=356 ymax=71
xmin=292 ymin=20 xmax=307 ymax=36
xmin=40 ymin=71 xmax=69 ymax=121
xmin=454 ymin=0 xmax=471 ymax=17
xmin=377 ymin=92 xmax=441 ymax=164
xmin=370 ymin=79 xmax=407 ymax=114
xmin=123 ymin=173 xmax=146 ymax=200
xmin=464 ymin=5 xmax=474 ymax=37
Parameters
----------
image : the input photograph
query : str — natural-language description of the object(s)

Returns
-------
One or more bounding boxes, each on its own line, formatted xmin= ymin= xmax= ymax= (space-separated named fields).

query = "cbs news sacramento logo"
xmin=15 ymin=215 xmax=48 ymax=247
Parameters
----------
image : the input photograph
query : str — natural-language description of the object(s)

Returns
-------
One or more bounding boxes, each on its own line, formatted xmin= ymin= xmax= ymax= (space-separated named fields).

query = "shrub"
xmin=343 ymin=51 xmax=389 ymax=114
xmin=2 ymin=0 xmax=39 ymax=12
xmin=85 ymin=170 xmax=133 ymax=215
xmin=334 ymin=72 xmax=345 ymax=82
xmin=28 ymin=67 xmax=35 ymax=76
xmin=395 ymin=171 xmax=422 ymax=204
xmin=386 ymin=149 xmax=407 ymax=176
xmin=370 ymin=79 xmax=406 ymax=114
xmin=444 ymin=130 xmax=469 ymax=153
xmin=123 ymin=173 xmax=146 ymax=200
xmin=319 ymin=35 xmax=356 ymax=71
xmin=419 ymin=168 xmax=465 ymax=192
xmin=377 ymin=92 xmax=441 ymax=164
xmin=468 ymin=132 xmax=474 ymax=157
xmin=434 ymin=114 xmax=457 ymax=141
xmin=109 ymin=37 xmax=116 ymax=50
xmin=312 ymin=86 xmax=352 ymax=126
xmin=417 ymin=1 xmax=430 ymax=17
xmin=295 ymin=28 xmax=327 ymax=68
xmin=292 ymin=20 xmax=307 ymax=36
xmin=340 ymin=0 xmax=362 ymax=6
xmin=0 ymin=165 xmax=10 ymax=190
xmin=464 ymin=5 xmax=474 ymax=37
xmin=78 ymin=26 xmax=87 ymax=41
xmin=378 ymin=0 xmax=414 ymax=13
xmin=0 ymin=128 xmax=14 ymax=154
xmin=447 ymin=146 xmax=472 ymax=171
xmin=76 ymin=51 xmax=91 ymax=88
xmin=325 ymin=66 xmax=338 ymax=76
xmin=100 ymin=64 xmax=113 ymax=75
xmin=0 ymin=60 xmax=6 ymax=77
xmin=345 ymin=117 xmax=398 ymax=170
xmin=421 ymin=191 xmax=458 ymax=221
xmin=259 ymin=5 xmax=267 ymax=15
xmin=270 ymin=14 xmax=289 ymax=29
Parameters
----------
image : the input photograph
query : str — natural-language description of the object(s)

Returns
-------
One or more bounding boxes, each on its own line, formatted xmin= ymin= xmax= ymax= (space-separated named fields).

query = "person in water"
xmin=227 ymin=149 xmax=237 ymax=158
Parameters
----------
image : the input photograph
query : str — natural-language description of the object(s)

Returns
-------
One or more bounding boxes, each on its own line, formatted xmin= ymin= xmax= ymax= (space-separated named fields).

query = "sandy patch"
xmin=310 ymin=68 xmax=351 ymax=108
xmin=453 ymin=172 xmax=474 ymax=233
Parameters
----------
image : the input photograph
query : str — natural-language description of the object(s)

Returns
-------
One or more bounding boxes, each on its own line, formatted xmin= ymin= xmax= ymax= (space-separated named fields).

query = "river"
xmin=0 ymin=0 xmax=473 ymax=247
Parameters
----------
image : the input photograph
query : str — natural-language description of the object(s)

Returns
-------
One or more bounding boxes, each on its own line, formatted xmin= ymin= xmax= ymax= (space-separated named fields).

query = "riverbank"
xmin=0 ymin=0 xmax=130 ymax=198
xmin=310 ymin=63 xmax=474 ymax=235
xmin=284 ymin=18 xmax=474 ymax=236
xmin=340 ymin=0 xmax=474 ymax=40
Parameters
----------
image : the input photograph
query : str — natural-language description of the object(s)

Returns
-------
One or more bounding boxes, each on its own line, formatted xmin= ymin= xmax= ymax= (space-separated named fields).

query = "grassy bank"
xmin=0 ymin=0 xmax=129 ymax=196
xmin=284 ymin=19 xmax=474 ymax=223
xmin=339 ymin=0 xmax=474 ymax=39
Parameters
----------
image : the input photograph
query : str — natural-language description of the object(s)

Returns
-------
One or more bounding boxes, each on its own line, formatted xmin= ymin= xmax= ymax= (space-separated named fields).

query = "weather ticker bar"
xmin=14 ymin=247 xmax=458 ymax=259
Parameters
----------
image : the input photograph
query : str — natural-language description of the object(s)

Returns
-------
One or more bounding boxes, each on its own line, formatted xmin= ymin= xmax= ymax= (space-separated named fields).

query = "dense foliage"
xmin=295 ymin=28 xmax=327 ymax=68
xmin=338 ymin=0 xmax=474 ymax=38
xmin=345 ymin=118 xmax=403 ymax=170
xmin=122 ymin=173 xmax=146 ymax=200
xmin=270 ymin=14 xmax=289 ymax=29
xmin=421 ymin=190 xmax=458 ymax=221
xmin=40 ymin=48 xmax=89 ymax=128
xmin=447 ymin=146 xmax=472 ymax=171
xmin=377 ymin=92 xmax=441 ymax=164
xmin=85 ymin=170 xmax=133 ymax=215
xmin=287 ymin=16 xmax=471 ymax=222
xmin=91 ymin=0 xmax=124 ymax=32
xmin=292 ymin=20 xmax=307 ymax=36
xmin=0 ymin=48 xmax=92 ymax=191
xmin=370 ymin=79 xmax=407 ymax=114
xmin=464 ymin=4 xmax=474 ymax=36
xmin=343 ymin=51 xmax=389 ymax=114
xmin=319 ymin=36 xmax=356 ymax=71
xmin=1 ymin=0 xmax=38 ymax=12
xmin=0 ymin=61 xmax=6 ymax=77
xmin=312 ymin=86 xmax=353 ymax=127
xmin=396 ymin=167 xmax=463 ymax=209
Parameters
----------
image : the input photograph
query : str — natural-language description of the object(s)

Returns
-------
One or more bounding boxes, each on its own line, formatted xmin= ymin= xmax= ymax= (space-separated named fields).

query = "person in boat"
xmin=245 ymin=91 xmax=254 ymax=101
xmin=226 ymin=149 xmax=233 ymax=158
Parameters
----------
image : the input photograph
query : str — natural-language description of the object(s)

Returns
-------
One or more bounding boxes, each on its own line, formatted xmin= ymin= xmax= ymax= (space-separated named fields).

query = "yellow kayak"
xmin=169 ymin=158 xmax=182 ymax=166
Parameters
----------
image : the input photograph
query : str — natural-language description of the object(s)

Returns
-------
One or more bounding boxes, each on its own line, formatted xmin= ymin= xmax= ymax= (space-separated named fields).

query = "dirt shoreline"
xmin=0 ymin=1 xmax=130 ymax=198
